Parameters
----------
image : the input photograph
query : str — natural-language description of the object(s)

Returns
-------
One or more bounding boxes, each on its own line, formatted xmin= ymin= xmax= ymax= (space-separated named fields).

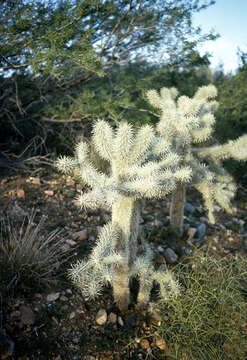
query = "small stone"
xmin=32 ymin=177 xmax=41 ymax=185
xmin=181 ymin=246 xmax=192 ymax=255
xmin=128 ymin=316 xmax=136 ymax=327
xmin=72 ymin=229 xmax=88 ymax=241
xmin=61 ymin=244 xmax=71 ymax=252
xmin=96 ymin=309 xmax=107 ymax=325
xmin=20 ymin=305 xmax=35 ymax=326
xmin=69 ymin=311 xmax=76 ymax=319
xmin=155 ymin=255 xmax=165 ymax=265
xmin=65 ymin=239 xmax=77 ymax=247
xmin=150 ymin=312 xmax=162 ymax=326
xmin=66 ymin=178 xmax=75 ymax=186
xmin=157 ymin=246 xmax=164 ymax=253
xmin=72 ymin=338 xmax=80 ymax=344
xmin=16 ymin=188 xmax=25 ymax=199
xmin=118 ymin=316 xmax=124 ymax=327
xmin=60 ymin=295 xmax=68 ymax=302
xmin=184 ymin=202 xmax=195 ymax=214
xmin=196 ymin=223 xmax=206 ymax=239
xmin=155 ymin=337 xmax=167 ymax=351
xmin=187 ymin=227 xmax=197 ymax=239
xmin=76 ymin=309 xmax=84 ymax=314
xmin=44 ymin=190 xmax=54 ymax=196
xmin=46 ymin=292 xmax=60 ymax=302
xmin=140 ymin=339 xmax=150 ymax=350
xmin=108 ymin=312 xmax=117 ymax=324
xmin=164 ymin=248 xmax=178 ymax=264
xmin=52 ymin=316 xmax=59 ymax=325
xmin=66 ymin=289 xmax=72 ymax=295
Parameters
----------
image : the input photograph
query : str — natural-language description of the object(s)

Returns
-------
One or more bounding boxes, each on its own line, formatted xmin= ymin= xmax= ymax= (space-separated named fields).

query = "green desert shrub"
xmin=156 ymin=253 xmax=247 ymax=360
xmin=0 ymin=211 xmax=70 ymax=294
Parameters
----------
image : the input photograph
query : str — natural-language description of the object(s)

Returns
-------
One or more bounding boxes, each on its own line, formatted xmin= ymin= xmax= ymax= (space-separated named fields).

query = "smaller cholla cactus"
xmin=147 ymin=85 xmax=247 ymax=237
xmin=56 ymin=119 xmax=189 ymax=311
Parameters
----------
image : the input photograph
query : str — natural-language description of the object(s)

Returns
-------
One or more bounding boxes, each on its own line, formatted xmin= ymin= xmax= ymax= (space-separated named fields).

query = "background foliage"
xmin=0 ymin=0 xmax=246 ymax=181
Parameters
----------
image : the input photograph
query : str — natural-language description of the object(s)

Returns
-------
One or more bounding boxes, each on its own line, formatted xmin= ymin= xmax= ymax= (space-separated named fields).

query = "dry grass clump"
xmin=0 ymin=211 xmax=70 ymax=293
xmin=156 ymin=252 xmax=247 ymax=360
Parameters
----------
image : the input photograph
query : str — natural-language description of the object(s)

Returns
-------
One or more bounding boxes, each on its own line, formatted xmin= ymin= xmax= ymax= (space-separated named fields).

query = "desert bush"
xmin=156 ymin=253 xmax=247 ymax=360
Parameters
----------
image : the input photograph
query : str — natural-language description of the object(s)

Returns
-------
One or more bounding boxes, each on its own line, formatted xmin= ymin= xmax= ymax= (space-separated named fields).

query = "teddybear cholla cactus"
xmin=147 ymin=85 xmax=247 ymax=237
xmin=56 ymin=120 xmax=189 ymax=310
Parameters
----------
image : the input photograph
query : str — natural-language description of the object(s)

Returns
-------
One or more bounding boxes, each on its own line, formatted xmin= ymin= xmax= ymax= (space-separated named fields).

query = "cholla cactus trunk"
xmin=169 ymin=143 xmax=189 ymax=237
xmin=170 ymin=182 xmax=186 ymax=237
xmin=111 ymin=195 xmax=140 ymax=311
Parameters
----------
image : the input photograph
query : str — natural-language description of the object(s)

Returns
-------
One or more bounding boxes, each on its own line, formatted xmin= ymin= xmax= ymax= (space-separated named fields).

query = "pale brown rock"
xmin=32 ymin=177 xmax=41 ymax=185
xmin=140 ymin=339 xmax=150 ymax=350
xmin=16 ymin=189 xmax=25 ymax=199
xmin=150 ymin=312 xmax=162 ymax=326
xmin=66 ymin=178 xmax=75 ymax=186
xmin=155 ymin=337 xmax=167 ymax=351
xmin=187 ymin=227 xmax=196 ymax=239
xmin=46 ymin=292 xmax=60 ymax=302
xmin=20 ymin=305 xmax=35 ymax=326
xmin=65 ymin=239 xmax=77 ymax=247
xmin=72 ymin=229 xmax=88 ymax=241
xmin=44 ymin=190 xmax=54 ymax=196
xmin=69 ymin=312 xmax=76 ymax=319
xmin=108 ymin=312 xmax=117 ymax=324
xmin=118 ymin=316 xmax=124 ymax=326
xmin=96 ymin=309 xmax=107 ymax=325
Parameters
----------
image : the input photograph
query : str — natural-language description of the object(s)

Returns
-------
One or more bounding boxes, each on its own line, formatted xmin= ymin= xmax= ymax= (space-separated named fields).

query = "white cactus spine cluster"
xmin=56 ymin=120 xmax=188 ymax=310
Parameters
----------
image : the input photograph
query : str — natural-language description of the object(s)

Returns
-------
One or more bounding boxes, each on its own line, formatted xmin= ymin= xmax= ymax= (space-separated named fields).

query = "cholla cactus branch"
xmin=92 ymin=119 xmax=114 ymax=161
xmin=127 ymin=124 xmax=155 ymax=164
xmin=196 ymin=134 xmax=247 ymax=161
xmin=76 ymin=188 xmax=117 ymax=210
xmin=56 ymin=156 xmax=78 ymax=175
xmin=152 ymin=269 xmax=180 ymax=300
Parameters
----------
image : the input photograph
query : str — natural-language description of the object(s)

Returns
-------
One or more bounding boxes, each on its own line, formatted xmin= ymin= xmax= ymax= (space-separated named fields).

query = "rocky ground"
xmin=0 ymin=168 xmax=247 ymax=359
